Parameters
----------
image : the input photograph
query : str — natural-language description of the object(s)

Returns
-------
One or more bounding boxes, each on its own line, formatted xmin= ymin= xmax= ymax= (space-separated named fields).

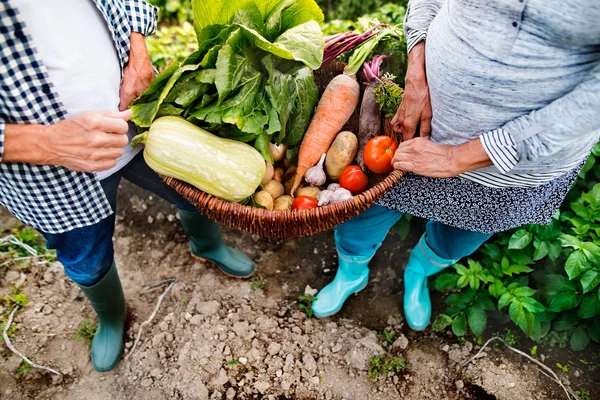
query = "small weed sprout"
xmin=574 ymin=389 xmax=592 ymax=400
xmin=368 ymin=354 xmax=407 ymax=380
xmin=298 ymin=294 xmax=317 ymax=318
xmin=377 ymin=329 xmax=396 ymax=350
xmin=74 ymin=319 xmax=98 ymax=349
xmin=16 ymin=361 xmax=32 ymax=376
xmin=250 ymin=275 xmax=266 ymax=292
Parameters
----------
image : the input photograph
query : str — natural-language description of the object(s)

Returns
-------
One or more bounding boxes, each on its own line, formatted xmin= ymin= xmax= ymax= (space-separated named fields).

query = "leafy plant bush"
xmin=432 ymin=143 xmax=600 ymax=351
xmin=145 ymin=22 xmax=197 ymax=71
xmin=317 ymin=0 xmax=407 ymax=22
xmin=148 ymin=0 xmax=193 ymax=24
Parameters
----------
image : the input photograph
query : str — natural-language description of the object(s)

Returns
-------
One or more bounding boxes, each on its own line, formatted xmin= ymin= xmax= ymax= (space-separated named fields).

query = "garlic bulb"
xmin=330 ymin=188 xmax=353 ymax=204
xmin=305 ymin=153 xmax=327 ymax=186
xmin=327 ymin=183 xmax=340 ymax=192
xmin=317 ymin=190 xmax=334 ymax=206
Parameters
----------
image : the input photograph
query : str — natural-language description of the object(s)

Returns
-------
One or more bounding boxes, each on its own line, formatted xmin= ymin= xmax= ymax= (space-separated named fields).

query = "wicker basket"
xmin=162 ymin=61 xmax=405 ymax=238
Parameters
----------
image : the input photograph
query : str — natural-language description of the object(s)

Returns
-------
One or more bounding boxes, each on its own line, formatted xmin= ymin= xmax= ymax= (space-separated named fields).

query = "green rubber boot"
xmin=77 ymin=262 xmax=126 ymax=372
xmin=178 ymin=210 xmax=255 ymax=278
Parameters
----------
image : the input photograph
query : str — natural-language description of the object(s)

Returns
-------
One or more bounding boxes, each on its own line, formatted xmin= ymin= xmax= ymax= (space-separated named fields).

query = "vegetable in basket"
xmin=131 ymin=116 xmax=265 ymax=202
xmin=131 ymin=0 xmax=325 ymax=161
xmin=291 ymin=22 xmax=405 ymax=195
xmin=291 ymin=73 xmax=360 ymax=195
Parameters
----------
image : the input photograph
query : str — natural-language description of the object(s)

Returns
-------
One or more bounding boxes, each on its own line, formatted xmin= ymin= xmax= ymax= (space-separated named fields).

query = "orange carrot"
xmin=291 ymin=74 xmax=360 ymax=195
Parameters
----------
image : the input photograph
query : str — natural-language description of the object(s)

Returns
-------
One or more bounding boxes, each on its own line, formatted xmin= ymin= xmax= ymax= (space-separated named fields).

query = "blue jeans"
xmin=41 ymin=153 xmax=196 ymax=286
xmin=335 ymin=205 xmax=493 ymax=260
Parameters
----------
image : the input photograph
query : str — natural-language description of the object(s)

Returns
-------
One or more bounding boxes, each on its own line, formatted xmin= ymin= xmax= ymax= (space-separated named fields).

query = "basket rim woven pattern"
xmin=161 ymin=62 xmax=405 ymax=238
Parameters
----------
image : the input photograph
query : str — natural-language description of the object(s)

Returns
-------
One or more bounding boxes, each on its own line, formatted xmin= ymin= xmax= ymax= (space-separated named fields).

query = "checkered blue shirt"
xmin=0 ymin=0 xmax=157 ymax=233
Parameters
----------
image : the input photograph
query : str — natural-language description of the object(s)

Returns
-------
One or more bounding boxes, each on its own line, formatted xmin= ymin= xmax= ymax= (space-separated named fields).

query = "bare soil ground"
xmin=1 ymin=181 xmax=598 ymax=400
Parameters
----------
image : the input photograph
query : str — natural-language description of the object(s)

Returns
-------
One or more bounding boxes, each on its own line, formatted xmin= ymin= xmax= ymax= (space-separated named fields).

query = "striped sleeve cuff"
xmin=406 ymin=29 xmax=427 ymax=54
xmin=479 ymin=129 xmax=519 ymax=173
xmin=126 ymin=0 xmax=158 ymax=36
xmin=0 ymin=120 xmax=5 ymax=162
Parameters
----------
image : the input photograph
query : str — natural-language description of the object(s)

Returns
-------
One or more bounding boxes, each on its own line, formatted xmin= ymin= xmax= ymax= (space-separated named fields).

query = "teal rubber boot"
xmin=404 ymin=235 xmax=456 ymax=331
xmin=77 ymin=262 xmax=126 ymax=372
xmin=311 ymin=247 xmax=372 ymax=318
xmin=178 ymin=210 xmax=255 ymax=278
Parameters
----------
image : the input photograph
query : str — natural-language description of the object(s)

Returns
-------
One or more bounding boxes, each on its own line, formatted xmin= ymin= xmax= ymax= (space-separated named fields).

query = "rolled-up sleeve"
xmin=479 ymin=129 xmax=518 ymax=173
xmin=501 ymin=62 xmax=600 ymax=166
xmin=0 ymin=119 xmax=5 ymax=162
xmin=125 ymin=0 xmax=158 ymax=36
xmin=404 ymin=0 xmax=443 ymax=53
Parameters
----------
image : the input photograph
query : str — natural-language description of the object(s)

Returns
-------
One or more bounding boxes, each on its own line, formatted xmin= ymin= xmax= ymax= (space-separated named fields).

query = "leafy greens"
xmin=132 ymin=0 xmax=324 ymax=160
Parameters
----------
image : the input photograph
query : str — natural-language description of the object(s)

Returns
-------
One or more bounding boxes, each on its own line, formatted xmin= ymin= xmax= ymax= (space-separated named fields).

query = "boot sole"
xmin=313 ymin=281 xmax=368 ymax=319
xmin=191 ymin=253 xmax=255 ymax=279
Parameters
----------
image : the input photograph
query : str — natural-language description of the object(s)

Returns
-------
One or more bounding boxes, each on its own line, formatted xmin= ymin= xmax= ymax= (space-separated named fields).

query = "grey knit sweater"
xmin=404 ymin=0 xmax=600 ymax=183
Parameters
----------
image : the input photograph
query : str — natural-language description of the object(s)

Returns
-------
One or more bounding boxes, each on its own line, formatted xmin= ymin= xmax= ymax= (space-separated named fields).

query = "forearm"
xmin=129 ymin=32 xmax=149 ymax=61
xmin=452 ymin=138 xmax=493 ymax=174
xmin=406 ymin=42 xmax=427 ymax=80
xmin=2 ymin=124 xmax=50 ymax=164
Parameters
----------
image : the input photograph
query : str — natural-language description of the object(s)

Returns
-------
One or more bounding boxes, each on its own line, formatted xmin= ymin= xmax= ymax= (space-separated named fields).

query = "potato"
xmin=274 ymin=195 xmax=293 ymax=211
xmin=263 ymin=180 xmax=285 ymax=200
xmin=296 ymin=186 xmax=321 ymax=199
xmin=254 ymin=191 xmax=273 ymax=210
xmin=273 ymin=167 xmax=284 ymax=183
xmin=283 ymin=166 xmax=297 ymax=184
xmin=285 ymin=179 xmax=306 ymax=196
xmin=268 ymin=143 xmax=287 ymax=162
xmin=261 ymin=162 xmax=274 ymax=186
xmin=325 ymin=131 xmax=358 ymax=181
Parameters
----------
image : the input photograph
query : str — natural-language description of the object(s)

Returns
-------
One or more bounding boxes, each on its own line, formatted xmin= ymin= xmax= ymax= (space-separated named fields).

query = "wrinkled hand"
xmin=119 ymin=32 xmax=155 ymax=110
xmin=43 ymin=110 xmax=132 ymax=172
xmin=392 ymin=137 xmax=459 ymax=178
xmin=391 ymin=42 xmax=432 ymax=141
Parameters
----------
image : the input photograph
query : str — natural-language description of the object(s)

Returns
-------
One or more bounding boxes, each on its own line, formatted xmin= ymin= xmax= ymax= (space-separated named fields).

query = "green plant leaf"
xmin=548 ymin=292 xmax=581 ymax=313
xmin=580 ymin=270 xmax=600 ymax=293
xmin=587 ymin=318 xmax=600 ymax=343
xmin=571 ymin=203 xmax=592 ymax=221
xmin=504 ymin=264 xmax=535 ymax=276
xmin=466 ymin=305 xmax=487 ymax=336
xmin=457 ymin=275 xmax=470 ymax=290
xmin=482 ymin=243 xmax=502 ymax=260
xmin=519 ymin=297 xmax=546 ymax=313
xmin=432 ymin=314 xmax=453 ymax=332
xmin=565 ymin=249 xmax=588 ymax=280
xmin=509 ymin=300 xmax=535 ymax=335
xmin=553 ymin=317 xmax=577 ymax=332
xmin=263 ymin=0 xmax=325 ymax=39
xmin=433 ymin=273 xmax=460 ymax=291
xmin=570 ymin=326 xmax=590 ymax=351
xmin=533 ymin=239 xmax=550 ymax=261
xmin=560 ymin=234 xmax=584 ymax=249
xmin=451 ymin=313 xmax=467 ymax=337
xmin=498 ymin=292 xmax=513 ymax=310
xmin=282 ymin=64 xmax=319 ymax=145
xmin=509 ymin=229 xmax=533 ymax=250
xmin=488 ymin=280 xmax=505 ymax=298
xmin=548 ymin=241 xmax=563 ymax=261
xmin=578 ymin=294 xmax=600 ymax=319
xmin=446 ymin=288 xmax=476 ymax=307
xmin=513 ymin=286 xmax=536 ymax=297
xmin=475 ymin=292 xmax=497 ymax=311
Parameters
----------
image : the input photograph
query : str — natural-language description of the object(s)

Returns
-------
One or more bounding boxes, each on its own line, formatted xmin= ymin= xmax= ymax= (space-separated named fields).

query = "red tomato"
xmin=339 ymin=165 xmax=368 ymax=194
xmin=292 ymin=196 xmax=318 ymax=210
xmin=363 ymin=136 xmax=399 ymax=174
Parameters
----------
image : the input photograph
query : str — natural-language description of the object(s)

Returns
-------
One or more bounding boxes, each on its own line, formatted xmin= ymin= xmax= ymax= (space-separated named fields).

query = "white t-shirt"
xmin=15 ymin=0 xmax=141 ymax=180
